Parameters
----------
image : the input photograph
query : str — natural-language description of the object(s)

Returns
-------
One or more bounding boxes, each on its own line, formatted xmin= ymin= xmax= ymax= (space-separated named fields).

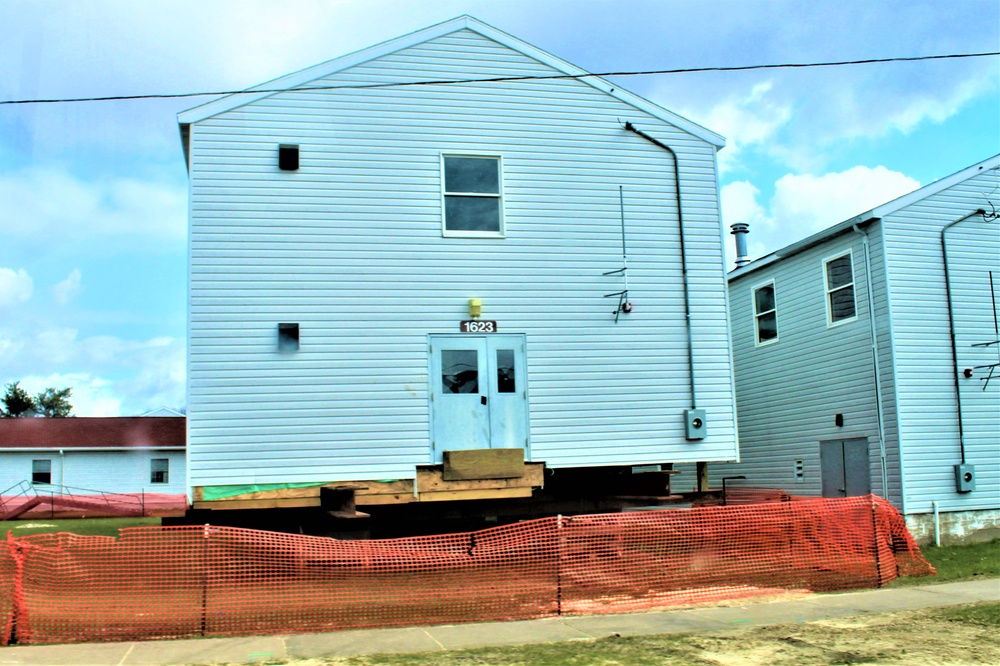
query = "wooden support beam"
xmin=418 ymin=462 xmax=544 ymax=493
xmin=415 ymin=487 xmax=534 ymax=502
xmin=192 ymin=462 xmax=546 ymax=510
xmin=192 ymin=497 xmax=321 ymax=511
xmin=696 ymin=461 xmax=710 ymax=493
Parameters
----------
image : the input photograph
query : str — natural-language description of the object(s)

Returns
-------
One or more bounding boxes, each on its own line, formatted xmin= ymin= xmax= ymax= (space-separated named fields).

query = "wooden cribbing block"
xmin=442 ymin=448 xmax=525 ymax=481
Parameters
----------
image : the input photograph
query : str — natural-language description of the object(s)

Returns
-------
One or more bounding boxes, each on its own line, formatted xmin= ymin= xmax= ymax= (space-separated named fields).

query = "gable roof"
xmin=728 ymin=153 xmax=1000 ymax=280
xmin=0 ymin=417 xmax=186 ymax=451
xmin=177 ymin=15 xmax=724 ymax=149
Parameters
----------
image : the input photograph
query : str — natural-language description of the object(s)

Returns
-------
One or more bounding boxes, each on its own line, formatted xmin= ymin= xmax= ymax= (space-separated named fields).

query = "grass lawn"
xmin=886 ymin=537 xmax=1000 ymax=587
xmin=0 ymin=516 xmax=160 ymax=538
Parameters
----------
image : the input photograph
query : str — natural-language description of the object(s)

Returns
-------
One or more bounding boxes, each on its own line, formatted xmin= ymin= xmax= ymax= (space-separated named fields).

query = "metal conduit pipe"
xmin=932 ymin=500 xmax=941 ymax=547
xmin=941 ymin=208 xmax=987 ymax=465
xmin=623 ymin=121 xmax=697 ymax=410
xmin=853 ymin=224 xmax=890 ymax=499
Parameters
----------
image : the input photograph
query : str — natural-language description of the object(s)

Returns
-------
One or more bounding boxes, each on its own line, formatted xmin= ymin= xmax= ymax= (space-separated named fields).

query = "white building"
xmin=178 ymin=16 xmax=738 ymax=517
xmin=0 ymin=417 xmax=186 ymax=518
xmin=718 ymin=155 xmax=1000 ymax=543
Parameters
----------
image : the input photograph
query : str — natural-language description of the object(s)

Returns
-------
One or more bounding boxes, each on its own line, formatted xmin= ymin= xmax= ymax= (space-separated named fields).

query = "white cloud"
xmin=722 ymin=181 xmax=772 ymax=231
xmin=0 ymin=267 xmax=33 ymax=307
xmin=0 ymin=168 xmax=186 ymax=249
xmin=660 ymin=44 xmax=997 ymax=174
xmin=770 ymin=167 xmax=921 ymax=234
xmin=721 ymin=165 xmax=922 ymax=267
xmin=0 ymin=327 xmax=186 ymax=416
xmin=684 ymin=81 xmax=793 ymax=173
xmin=19 ymin=373 xmax=122 ymax=417
xmin=52 ymin=268 xmax=82 ymax=305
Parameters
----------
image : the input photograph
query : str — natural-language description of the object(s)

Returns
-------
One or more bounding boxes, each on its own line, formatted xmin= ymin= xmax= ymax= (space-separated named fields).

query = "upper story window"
xmin=753 ymin=281 xmax=778 ymax=345
xmin=442 ymin=155 xmax=503 ymax=236
xmin=824 ymin=251 xmax=857 ymax=325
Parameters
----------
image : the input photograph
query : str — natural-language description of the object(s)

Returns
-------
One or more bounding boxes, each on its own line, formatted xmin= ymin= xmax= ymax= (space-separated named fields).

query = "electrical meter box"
xmin=684 ymin=409 xmax=707 ymax=440
xmin=955 ymin=464 xmax=976 ymax=493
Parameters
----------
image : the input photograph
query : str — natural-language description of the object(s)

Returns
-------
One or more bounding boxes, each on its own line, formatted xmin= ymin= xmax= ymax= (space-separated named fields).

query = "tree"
xmin=35 ymin=387 xmax=73 ymax=418
xmin=1 ymin=381 xmax=74 ymax=418
xmin=1 ymin=381 xmax=36 ymax=418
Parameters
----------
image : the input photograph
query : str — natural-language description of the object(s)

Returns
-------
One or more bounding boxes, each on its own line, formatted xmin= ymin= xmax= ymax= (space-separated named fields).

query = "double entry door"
xmin=429 ymin=334 xmax=528 ymax=462
xmin=820 ymin=438 xmax=871 ymax=497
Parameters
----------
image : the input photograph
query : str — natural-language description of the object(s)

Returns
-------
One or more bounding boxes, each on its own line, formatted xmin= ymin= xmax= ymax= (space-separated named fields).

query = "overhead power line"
xmin=1 ymin=51 xmax=997 ymax=106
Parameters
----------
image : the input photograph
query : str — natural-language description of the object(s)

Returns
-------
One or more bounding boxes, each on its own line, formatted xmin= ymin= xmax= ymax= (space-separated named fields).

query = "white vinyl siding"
xmin=882 ymin=166 xmax=1000 ymax=515
xmin=717 ymin=160 xmax=999 ymax=519
xmin=1 ymin=450 xmax=186 ymax=495
xmin=185 ymin=28 xmax=737 ymax=487
xmin=716 ymin=231 xmax=891 ymax=500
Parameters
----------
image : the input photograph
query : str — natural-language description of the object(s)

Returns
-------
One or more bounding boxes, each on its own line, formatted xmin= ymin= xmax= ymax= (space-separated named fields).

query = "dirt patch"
xmin=682 ymin=605 xmax=998 ymax=666
xmin=300 ymin=602 xmax=1000 ymax=666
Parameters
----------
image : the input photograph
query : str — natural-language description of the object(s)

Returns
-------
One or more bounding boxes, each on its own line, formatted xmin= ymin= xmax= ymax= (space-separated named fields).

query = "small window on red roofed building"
xmin=151 ymin=458 xmax=169 ymax=484
xmin=32 ymin=459 xmax=52 ymax=485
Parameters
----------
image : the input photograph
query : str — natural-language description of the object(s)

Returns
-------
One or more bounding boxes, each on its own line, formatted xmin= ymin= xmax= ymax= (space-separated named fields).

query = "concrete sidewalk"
xmin=2 ymin=579 xmax=998 ymax=665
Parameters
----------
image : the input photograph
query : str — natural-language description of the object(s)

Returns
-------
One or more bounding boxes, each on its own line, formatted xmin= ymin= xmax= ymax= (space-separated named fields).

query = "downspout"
xmin=623 ymin=121 xmax=697 ymax=410
xmin=941 ymin=209 xmax=986 ymax=466
xmin=853 ymin=224 xmax=889 ymax=498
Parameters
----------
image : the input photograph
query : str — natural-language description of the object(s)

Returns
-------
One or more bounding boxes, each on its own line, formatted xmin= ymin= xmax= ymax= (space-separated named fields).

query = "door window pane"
xmin=496 ymin=349 xmax=516 ymax=393
xmin=442 ymin=350 xmax=479 ymax=393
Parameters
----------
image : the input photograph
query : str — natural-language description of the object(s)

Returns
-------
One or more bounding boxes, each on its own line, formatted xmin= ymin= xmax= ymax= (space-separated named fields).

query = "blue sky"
xmin=1 ymin=0 xmax=998 ymax=415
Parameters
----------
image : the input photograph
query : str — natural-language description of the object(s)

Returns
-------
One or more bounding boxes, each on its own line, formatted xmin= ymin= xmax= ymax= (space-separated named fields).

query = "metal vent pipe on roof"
xmin=731 ymin=223 xmax=750 ymax=268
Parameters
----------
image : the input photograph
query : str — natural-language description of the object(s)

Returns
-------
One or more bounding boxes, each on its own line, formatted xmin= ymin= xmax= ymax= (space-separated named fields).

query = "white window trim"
xmin=752 ymin=280 xmax=779 ymax=347
xmin=440 ymin=153 xmax=505 ymax=238
xmin=823 ymin=249 xmax=858 ymax=328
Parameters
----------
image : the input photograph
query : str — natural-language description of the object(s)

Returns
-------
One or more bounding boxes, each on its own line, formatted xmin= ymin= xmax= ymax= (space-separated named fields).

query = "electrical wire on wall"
xmin=603 ymin=186 xmax=631 ymax=323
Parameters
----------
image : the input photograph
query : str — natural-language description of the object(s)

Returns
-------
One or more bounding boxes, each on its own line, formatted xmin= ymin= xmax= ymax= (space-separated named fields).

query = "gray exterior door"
xmin=820 ymin=438 xmax=871 ymax=497
xmin=429 ymin=335 xmax=528 ymax=462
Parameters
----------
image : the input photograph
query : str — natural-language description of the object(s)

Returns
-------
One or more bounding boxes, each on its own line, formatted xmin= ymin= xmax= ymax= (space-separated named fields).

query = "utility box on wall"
xmin=955 ymin=464 xmax=976 ymax=493
xmin=685 ymin=409 xmax=707 ymax=440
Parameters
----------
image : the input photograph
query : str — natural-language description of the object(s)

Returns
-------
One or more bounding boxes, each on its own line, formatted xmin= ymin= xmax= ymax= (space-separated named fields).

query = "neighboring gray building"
xmin=178 ymin=16 xmax=739 ymax=510
xmin=717 ymin=155 xmax=999 ymax=543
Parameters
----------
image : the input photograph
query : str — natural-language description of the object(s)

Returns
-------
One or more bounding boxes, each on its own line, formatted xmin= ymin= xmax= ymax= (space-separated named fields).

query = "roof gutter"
xmin=941 ymin=208 xmax=987 ymax=465
xmin=623 ymin=121 xmax=697 ymax=410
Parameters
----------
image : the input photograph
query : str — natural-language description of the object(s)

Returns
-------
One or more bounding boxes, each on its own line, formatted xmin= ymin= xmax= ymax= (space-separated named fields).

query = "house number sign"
xmin=460 ymin=320 xmax=498 ymax=333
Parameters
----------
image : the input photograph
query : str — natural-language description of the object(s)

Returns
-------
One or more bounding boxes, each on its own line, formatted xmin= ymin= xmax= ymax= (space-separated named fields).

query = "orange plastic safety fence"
xmin=0 ymin=495 xmax=934 ymax=646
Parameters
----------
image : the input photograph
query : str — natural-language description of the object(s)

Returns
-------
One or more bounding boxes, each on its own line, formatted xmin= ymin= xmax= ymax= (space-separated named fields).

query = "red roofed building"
xmin=0 ymin=417 xmax=186 ymax=519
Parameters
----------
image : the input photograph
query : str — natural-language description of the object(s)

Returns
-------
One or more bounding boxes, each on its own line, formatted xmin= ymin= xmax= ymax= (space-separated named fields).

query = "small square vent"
xmin=278 ymin=144 xmax=299 ymax=171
